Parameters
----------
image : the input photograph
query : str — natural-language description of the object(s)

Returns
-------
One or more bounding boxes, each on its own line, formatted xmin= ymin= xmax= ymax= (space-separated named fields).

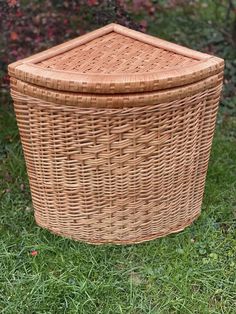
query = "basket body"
xmin=9 ymin=24 xmax=224 ymax=244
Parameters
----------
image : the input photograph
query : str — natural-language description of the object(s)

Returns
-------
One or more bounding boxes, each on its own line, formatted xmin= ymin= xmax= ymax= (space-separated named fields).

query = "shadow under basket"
xmin=8 ymin=23 xmax=224 ymax=244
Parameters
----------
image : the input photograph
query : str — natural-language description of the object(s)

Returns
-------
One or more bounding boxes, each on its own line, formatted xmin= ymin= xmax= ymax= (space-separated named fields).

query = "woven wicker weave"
xmin=9 ymin=24 xmax=224 ymax=244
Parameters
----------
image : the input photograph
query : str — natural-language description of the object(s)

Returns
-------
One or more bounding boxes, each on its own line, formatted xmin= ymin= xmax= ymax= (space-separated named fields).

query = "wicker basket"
xmin=8 ymin=24 xmax=224 ymax=244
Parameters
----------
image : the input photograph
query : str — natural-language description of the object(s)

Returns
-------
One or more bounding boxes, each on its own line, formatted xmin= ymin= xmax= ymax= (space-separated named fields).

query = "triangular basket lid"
xmin=9 ymin=23 xmax=224 ymax=94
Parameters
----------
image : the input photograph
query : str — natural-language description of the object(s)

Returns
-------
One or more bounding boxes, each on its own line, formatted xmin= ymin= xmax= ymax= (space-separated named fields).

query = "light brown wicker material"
xmin=9 ymin=24 xmax=224 ymax=244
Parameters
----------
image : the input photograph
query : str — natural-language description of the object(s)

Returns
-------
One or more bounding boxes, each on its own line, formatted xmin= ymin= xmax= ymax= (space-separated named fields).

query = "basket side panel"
xmin=188 ymin=83 xmax=222 ymax=218
xmin=11 ymin=96 xmax=52 ymax=227
xmin=10 ymin=81 xmax=222 ymax=244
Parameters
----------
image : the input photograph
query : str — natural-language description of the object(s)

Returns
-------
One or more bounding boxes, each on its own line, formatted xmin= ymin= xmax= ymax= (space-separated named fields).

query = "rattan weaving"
xmin=9 ymin=23 xmax=224 ymax=244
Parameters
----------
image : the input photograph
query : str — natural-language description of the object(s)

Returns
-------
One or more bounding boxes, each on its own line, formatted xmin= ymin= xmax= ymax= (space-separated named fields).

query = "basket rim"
xmin=11 ymin=73 xmax=223 ymax=108
xmin=8 ymin=23 xmax=224 ymax=94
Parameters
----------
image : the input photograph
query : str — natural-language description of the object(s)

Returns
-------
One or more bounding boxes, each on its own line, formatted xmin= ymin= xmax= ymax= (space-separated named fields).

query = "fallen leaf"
xmin=87 ymin=0 xmax=97 ymax=6
xmin=10 ymin=32 xmax=18 ymax=41
xmin=7 ymin=0 xmax=18 ymax=7
xmin=140 ymin=19 xmax=148 ymax=32
xmin=31 ymin=250 xmax=38 ymax=256
xmin=130 ymin=272 xmax=143 ymax=286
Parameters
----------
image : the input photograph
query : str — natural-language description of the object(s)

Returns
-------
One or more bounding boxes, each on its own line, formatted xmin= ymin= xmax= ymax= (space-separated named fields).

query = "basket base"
xmin=35 ymin=212 xmax=200 ymax=245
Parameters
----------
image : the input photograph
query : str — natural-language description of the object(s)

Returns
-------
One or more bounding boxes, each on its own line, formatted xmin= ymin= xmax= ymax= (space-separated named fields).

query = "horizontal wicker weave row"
xmin=11 ymin=78 xmax=222 ymax=244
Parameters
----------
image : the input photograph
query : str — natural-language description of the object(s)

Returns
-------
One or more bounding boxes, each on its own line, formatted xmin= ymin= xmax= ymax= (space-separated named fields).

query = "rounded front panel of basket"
xmin=12 ymin=84 xmax=220 ymax=244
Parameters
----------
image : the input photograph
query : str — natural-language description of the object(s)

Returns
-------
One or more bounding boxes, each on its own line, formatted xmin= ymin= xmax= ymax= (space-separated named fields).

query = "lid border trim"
xmin=8 ymin=23 xmax=224 ymax=94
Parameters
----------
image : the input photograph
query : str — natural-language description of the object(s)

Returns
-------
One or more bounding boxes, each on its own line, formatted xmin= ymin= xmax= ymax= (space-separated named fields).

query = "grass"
xmin=1 ymin=1 xmax=236 ymax=312
xmin=0 ymin=104 xmax=236 ymax=313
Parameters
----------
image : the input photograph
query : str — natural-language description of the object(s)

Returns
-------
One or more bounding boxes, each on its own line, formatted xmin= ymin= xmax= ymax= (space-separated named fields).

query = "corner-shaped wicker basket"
xmin=8 ymin=23 xmax=224 ymax=244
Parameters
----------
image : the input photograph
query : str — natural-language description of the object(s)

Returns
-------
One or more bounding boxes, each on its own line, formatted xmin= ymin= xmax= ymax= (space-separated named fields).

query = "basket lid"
xmin=9 ymin=23 xmax=224 ymax=94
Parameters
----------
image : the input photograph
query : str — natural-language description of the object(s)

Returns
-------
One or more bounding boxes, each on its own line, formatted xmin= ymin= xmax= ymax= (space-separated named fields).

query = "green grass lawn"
xmin=1 ymin=1 xmax=236 ymax=312
xmin=0 ymin=105 xmax=235 ymax=313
